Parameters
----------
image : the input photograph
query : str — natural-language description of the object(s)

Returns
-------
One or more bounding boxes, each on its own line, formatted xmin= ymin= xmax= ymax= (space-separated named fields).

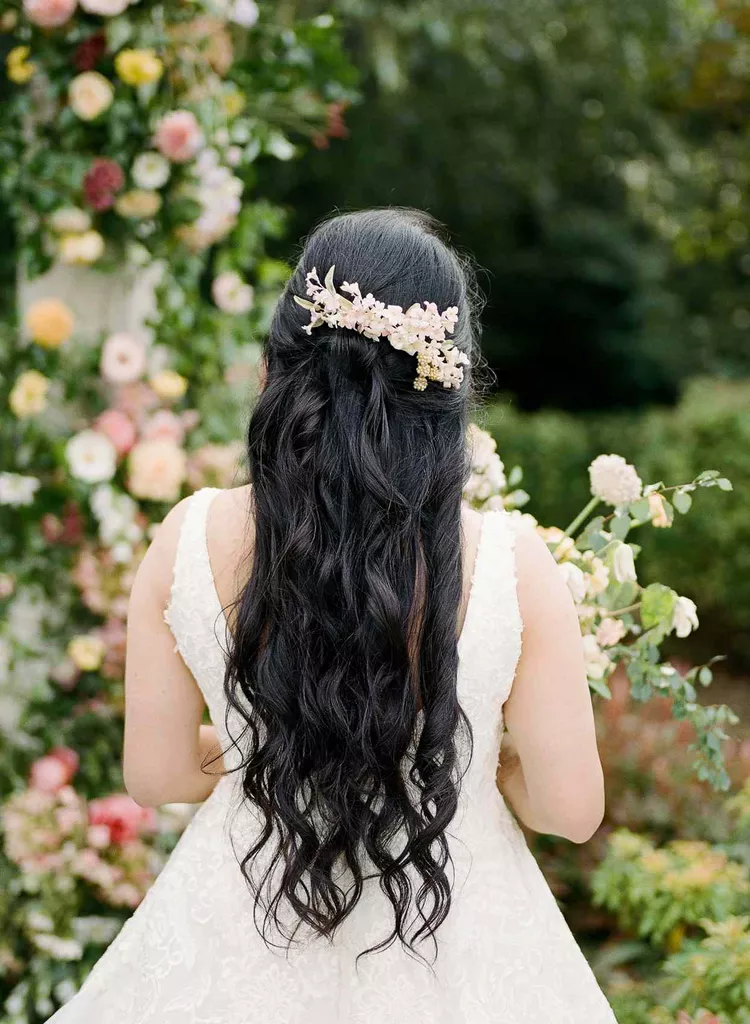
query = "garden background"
xmin=1 ymin=0 xmax=749 ymax=1021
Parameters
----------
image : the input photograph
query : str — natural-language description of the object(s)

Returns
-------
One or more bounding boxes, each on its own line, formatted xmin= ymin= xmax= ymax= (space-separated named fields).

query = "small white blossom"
xmin=582 ymin=634 xmax=612 ymax=681
xmin=229 ymin=0 xmax=259 ymax=26
xmin=673 ymin=596 xmax=699 ymax=638
xmin=558 ymin=561 xmax=586 ymax=604
xmin=612 ymin=542 xmax=637 ymax=584
xmin=0 ymin=473 xmax=41 ymax=507
xmin=589 ymin=453 xmax=642 ymax=506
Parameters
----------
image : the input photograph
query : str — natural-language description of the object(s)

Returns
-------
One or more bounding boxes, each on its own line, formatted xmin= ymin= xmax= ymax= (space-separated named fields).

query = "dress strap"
xmin=163 ymin=487 xmax=226 ymax=680
xmin=458 ymin=509 xmax=523 ymax=707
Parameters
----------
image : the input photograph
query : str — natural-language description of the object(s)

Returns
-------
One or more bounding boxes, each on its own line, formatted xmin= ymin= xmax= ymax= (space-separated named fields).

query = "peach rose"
xmin=68 ymin=71 xmax=114 ymax=121
xmin=153 ymin=110 xmax=204 ymax=163
xmin=128 ymin=439 xmax=187 ymax=502
xmin=25 ymin=297 xmax=74 ymax=348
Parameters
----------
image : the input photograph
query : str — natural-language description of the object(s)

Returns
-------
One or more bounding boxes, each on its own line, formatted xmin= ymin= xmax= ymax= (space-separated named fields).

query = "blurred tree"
xmin=260 ymin=0 xmax=750 ymax=411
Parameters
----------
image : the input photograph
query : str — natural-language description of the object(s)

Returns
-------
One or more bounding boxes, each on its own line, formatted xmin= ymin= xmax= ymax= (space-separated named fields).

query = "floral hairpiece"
xmin=293 ymin=265 xmax=469 ymax=391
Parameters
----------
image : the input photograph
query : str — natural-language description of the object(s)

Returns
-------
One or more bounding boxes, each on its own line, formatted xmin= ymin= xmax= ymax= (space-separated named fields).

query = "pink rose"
xmin=154 ymin=110 xmax=204 ymax=163
xmin=23 ymin=0 xmax=77 ymax=28
xmin=141 ymin=409 xmax=185 ymax=445
xmin=88 ymin=793 xmax=156 ymax=845
xmin=114 ymin=381 xmax=160 ymax=420
xmin=29 ymin=746 xmax=79 ymax=793
xmin=96 ymin=409 xmax=137 ymax=456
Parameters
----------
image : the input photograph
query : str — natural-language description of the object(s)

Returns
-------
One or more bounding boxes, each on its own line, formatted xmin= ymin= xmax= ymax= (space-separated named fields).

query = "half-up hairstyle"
xmin=222 ymin=207 xmax=482 ymax=965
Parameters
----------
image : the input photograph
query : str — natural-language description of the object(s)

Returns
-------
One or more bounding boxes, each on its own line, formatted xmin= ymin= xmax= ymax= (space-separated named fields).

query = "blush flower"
xmin=212 ymin=271 xmax=254 ymax=314
xmin=589 ymin=454 xmax=643 ymax=507
xmin=154 ymin=110 xmax=204 ymax=163
xmin=648 ymin=492 xmax=671 ymax=528
xmin=95 ymin=409 xmax=137 ymax=456
xmin=128 ymin=440 xmax=187 ymax=502
xmin=596 ymin=617 xmax=627 ymax=648
xmin=23 ymin=0 xmax=76 ymax=28
xmin=141 ymin=409 xmax=185 ymax=445
xmin=100 ymin=332 xmax=147 ymax=385
xmin=29 ymin=747 xmax=79 ymax=793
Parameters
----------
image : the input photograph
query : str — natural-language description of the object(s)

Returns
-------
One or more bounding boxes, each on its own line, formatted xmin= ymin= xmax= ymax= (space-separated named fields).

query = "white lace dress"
xmin=47 ymin=487 xmax=618 ymax=1024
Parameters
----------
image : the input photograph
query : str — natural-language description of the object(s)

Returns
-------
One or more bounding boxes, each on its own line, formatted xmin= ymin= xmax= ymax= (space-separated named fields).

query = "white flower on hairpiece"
xmin=293 ymin=265 xmax=469 ymax=391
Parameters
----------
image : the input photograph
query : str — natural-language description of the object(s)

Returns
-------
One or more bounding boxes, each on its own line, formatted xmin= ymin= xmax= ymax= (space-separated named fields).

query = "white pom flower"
xmin=558 ymin=561 xmax=586 ymax=604
xmin=589 ymin=453 xmax=642 ymax=506
xmin=0 ymin=472 xmax=41 ymax=507
xmin=612 ymin=542 xmax=637 ymax=584
xmin=673 ymin=596 xmax=699 ymax=638
xmin=582 ymin=635 xmax=612 ymax=681
xmin=131 ymin=152 xmax=170 ymax=190
xmin=66 ymin=430 xmax=117 ymax=484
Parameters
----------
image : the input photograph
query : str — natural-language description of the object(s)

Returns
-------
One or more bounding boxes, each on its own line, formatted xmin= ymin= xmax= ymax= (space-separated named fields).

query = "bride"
xmin=48 ymin=207 xmax=617 ymax=1022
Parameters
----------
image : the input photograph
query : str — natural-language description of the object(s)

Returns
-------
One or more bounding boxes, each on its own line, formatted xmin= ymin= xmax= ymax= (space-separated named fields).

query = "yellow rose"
xmin=9 ymin=370 xmax=50 ymax=418
xmin=150 ymin=370 xmax=188 ymax=402
xmin=68 ymin=71 xmax=114 ymax=121
xmin=114 ymin=190 xmax=163 ymax=219
xmin=59 ymin=230 xmax=105 ymax=265
xmin=24 ymin=298 xmax=75 ymax=349
xmin=7 ymin=46 xmax=35 ymax=85
xmin=115 ymin=49 xmax=164 ymax=87
xmin=67 ymin=634 xmax=106 ymax=673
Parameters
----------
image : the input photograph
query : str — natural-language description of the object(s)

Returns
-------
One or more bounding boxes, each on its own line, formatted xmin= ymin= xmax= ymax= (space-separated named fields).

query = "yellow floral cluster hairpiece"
xmin=293 ymin=265 xmax=469 ymax=391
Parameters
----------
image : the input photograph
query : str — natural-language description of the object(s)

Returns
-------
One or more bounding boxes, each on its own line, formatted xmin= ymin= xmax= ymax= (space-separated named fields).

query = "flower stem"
xmin=608 ymin=602 xmax=641 ymax=618
xmin=562 ymin=496 xmax=600 ymax=539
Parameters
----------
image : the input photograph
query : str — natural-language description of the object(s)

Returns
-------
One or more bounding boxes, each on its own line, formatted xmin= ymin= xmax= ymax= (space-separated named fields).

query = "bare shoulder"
xmin=512 ymin=519 xmax=576 ymax=633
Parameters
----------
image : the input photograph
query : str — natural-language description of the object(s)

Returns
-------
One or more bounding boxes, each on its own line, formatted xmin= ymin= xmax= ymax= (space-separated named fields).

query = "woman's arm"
xmin=123 ymin=499 xmax=226 ymax=808
xmin=498 ymin=524 xmax=605 ymax=844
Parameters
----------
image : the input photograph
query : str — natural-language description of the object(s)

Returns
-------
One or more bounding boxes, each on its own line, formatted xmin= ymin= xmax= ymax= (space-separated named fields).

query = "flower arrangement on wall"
xmin=0 ymin=2 xmax=357 ymax=1019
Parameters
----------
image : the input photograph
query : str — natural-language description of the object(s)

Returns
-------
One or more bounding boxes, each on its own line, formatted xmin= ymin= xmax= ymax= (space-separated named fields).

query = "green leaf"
xmin=641 ymin=583 xmax=677 ymax=630
xmin=611 ymin=514 xmax=631 ymax=541
xmin=588 ymin=677 xmax=612 ymax=699
xmin=629 ymin=497 xmax=650 ymax=521
xmin=673 ymin=490 xmax=692 ymax=514
xmin=293 ymin=296 xmax=316 ymax=310
xmin=588 ymin=531 xmax=610 ymax=553
xmin=324 ymin=265 xmax=336 ymax=293
xmin=698 ymin=666 xmax=713 ymax=686
xmin=106 ymin=16 xmax=133 ymax=52
xmin=508 ymin=465 xmax=523 ymax=488
xmin=717 ymin=478 xmax=733 ymax=491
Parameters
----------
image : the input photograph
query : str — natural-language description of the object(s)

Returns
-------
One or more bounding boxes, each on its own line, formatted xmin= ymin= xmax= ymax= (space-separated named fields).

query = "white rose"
xmin=79 ymin=0 xmax=129 ymax=13
xmin=672 ymin=596 xmax=699 ymax=639
xmin=66 ymin=430 xmax=118 ymax=484
xmin=50 ymin=207 xmax=91 ymax=234
xmin=612 ymin=542 xmax=637 ymax=584
xmin=0 ymin=473 xmax=40 ymax=507
xmin=558 ymin=561 xmax=586 ymax=605
xmin=589 ymin=453 xmax=643 ymax=506
xmin=211 ymin=271 xmax=255 ymax=315
xmin=131 ymin=152 xmax=170 ymax=190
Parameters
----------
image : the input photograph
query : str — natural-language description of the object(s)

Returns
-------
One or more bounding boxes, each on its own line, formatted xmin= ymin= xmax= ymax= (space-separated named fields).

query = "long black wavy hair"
xmin=222 ymin=207 xmax=484 ymax=965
